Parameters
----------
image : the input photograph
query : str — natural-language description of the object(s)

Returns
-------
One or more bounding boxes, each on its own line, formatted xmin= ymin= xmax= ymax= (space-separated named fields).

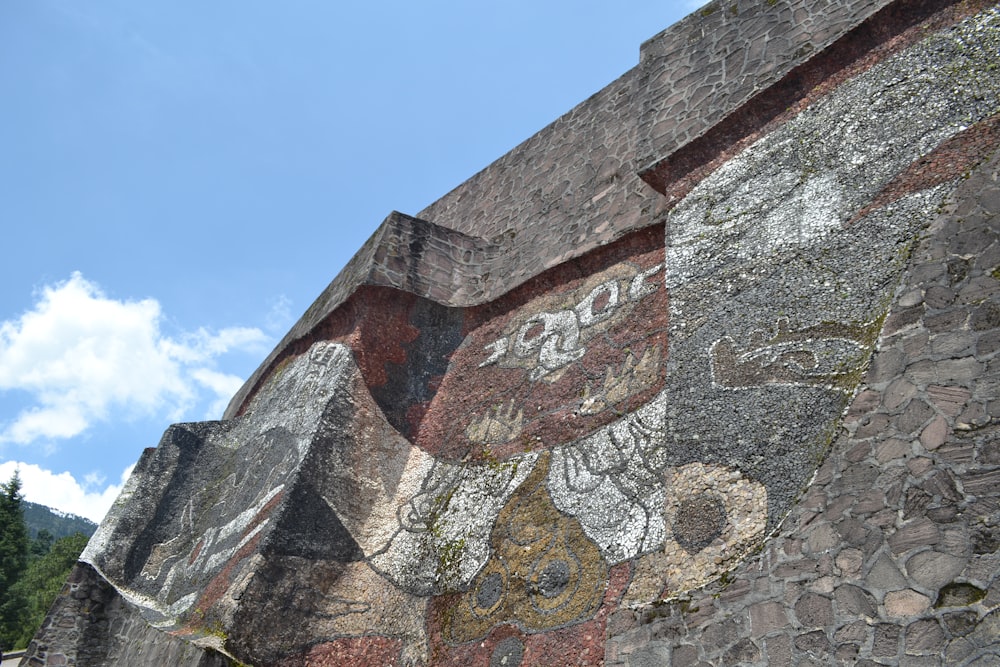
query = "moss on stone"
xmin=935 ymin=582 xmax=987 ymax=608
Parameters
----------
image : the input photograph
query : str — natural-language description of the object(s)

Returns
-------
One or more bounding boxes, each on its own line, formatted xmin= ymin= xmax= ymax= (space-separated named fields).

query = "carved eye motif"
xmin=672 ymin=492 xmax=727 ymax=554
xmin=475 ymin=571 xmax=505 ymax=613
xmin=623 ymin=462 xmax=769 ymax=606
xmin=490 ymin=637 xmax=525 ymax=667
xmin=531 ymin=559 xmax=571 ymax=599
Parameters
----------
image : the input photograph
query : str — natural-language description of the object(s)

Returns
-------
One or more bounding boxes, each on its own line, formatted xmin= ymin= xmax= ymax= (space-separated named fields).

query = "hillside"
xmin=22 ymin=501 xmax=97 ymax=541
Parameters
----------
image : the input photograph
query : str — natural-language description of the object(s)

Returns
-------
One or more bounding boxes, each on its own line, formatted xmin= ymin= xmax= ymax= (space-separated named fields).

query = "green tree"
xmin=0 ymin=471 xmax=29 ymax=650
xmin=30 ymin=529 xmax=54 ymax=558
xmin=10 ymin=532 xmax=90 ymax=649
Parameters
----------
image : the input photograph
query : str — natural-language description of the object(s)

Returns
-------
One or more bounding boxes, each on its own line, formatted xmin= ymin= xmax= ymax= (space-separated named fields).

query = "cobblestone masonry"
xmin=23 ymin=1 xmax=1000 ymax=665
xmin=604 ymin=135 xmax=1000 ymax=667
xmin=636 ymin=0 xmax=895 ymax=184
xmin=635 ymin=0 xmax=973 ymax=195
xmin=22 ymin=563 xmax=231 ymax=667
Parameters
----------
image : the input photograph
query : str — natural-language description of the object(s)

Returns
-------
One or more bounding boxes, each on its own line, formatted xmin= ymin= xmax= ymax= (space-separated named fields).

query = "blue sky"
xmin=0 ymin=1 xmax=698 ymax=522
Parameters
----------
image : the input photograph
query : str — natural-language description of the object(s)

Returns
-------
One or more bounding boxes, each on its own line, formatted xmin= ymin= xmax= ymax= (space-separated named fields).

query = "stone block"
xmin=884 ymin=308 xmax=924 ymax=337
xmin=906 ymin=551 xmax=966 ymax=590
xmin=722 ymin=638 xmax=760 ymax=665
xmin=885 ymin=589 xmax=931 ymax=617
xmin=930 ymin=331 xmax=976 ymax=357
xmin=906 ymin=456 xmax=934 ymax=476
xmin=977 ymin=329 xmax=1000 ymax=357
xmin=920 ymin=415 xmax=951 ymax=452
xmin=924 ymin=309 xmax=968 ymax=334
xmin=943 ymin=610 xmax=980 ymax=637
xmin=962 ymin=468 xmax=1000 ymax=497
xmin=873 ymin=624 xmax=901 ymax=657
xmin=626 ymin=642 xmax=670 ymax=667
xmin=898 ymin=399 xmax=936 ymax=436
xmin=668 ymin=644 xmax=700 ymax=665
xmin=924 ymin=285 xmax=956 ymax=309
xmin=834 ymin=620 xmax=867 ymax=643
xmin=868 ymin=552 xmax=909 ymax=591
xmin=926 ymin=385 xmax=971 ymax=416
xmin=899 ymin=656 xmax=947 ymax=666
xmin=750 ymin=601 xmax=788 ymax=638
xmin=852 ymin=389 xmax=883 ymax=414
xmin=935 ymin=582 xmax=987 ymax=608
xmin=764 ymin=634 xmax=792 ymax=665
xmin=854 ymin=414 xmax=893 ymax=439
xmin=875 ymin=437 xmax=910 ymax=463
xmin=889 ymin=519 xmax=941 ymax=555
xmin=835 ymin=548 xmax=864 ymax=578
xmin=904 ymin=618 xmax=945 ymax=654
xmin=806 ymin=523 xmax=840 ymax=554
xmin=795 ymin=593 xmax=834 ymax=628
xmin=835 ymin=584 xmax=877 ymax=619
xmin=793 ymin=630 xmax=831 ymax=656
xmin=936 ymin=357 xmax=985 ymax=386
xmin=936 ymin=441 xmax=975 ymax=464
xmin=835 ymin=643 xmax=860 ymax=662
xmin=853 ymin=490 xmax=886 ymax=515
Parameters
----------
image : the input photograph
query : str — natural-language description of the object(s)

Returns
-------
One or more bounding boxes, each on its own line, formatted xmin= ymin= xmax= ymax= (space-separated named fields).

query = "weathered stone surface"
xmin=835 ymin=584 xmax=877 ymax=619
xmin=906 ymin=550 xmax=966 ymax=590
xmin=750 ymin=601 xmax=787 ymax=638
xmin=873 ymin=623 xmax=902 ymax=658
xmin=905 ymin=618 xmax=945 ymax=654
xmin=943 ymin=610 xmax=980 ymax=637
xmin=920 ymin=414 xmax=950 ymax=450
xmin=795 ymin=593 xmax=834 ymax=628
xmin=936 ymin=582 xmax=988 ymax=608
xmin=889 ymin=519 xmax=941 ymax=555
xmin=722 ymin=637 xmax=760 ymax=664
xmin=25 ymin=1 xmax=1000 ymax=665
xmin=885 ymin=589 xmax=932 ymax=618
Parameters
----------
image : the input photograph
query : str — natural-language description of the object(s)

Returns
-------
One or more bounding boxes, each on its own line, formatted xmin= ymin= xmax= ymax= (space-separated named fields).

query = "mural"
xmin=709 ymin=319 xmax=872 ymax=391
xmin=414 ymin=232 xmax=669 ymax=462
xmin=443 ymin=453 xmax=609 ymax=643
xmin=63 ymin=6 xmax=1000 ymax=666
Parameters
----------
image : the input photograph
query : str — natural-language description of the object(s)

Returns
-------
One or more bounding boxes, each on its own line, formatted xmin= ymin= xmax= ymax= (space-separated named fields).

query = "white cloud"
xmin=265 ymin=294 xmax=293 ymax=334
xmin=0 ymin=272 xmax=268 ymax=444
xmin=170 ymin=326 xmax=270 ymax=362
xmin=191 ymin=368 xmax=246 ymax=419
xmin=0 ymin=460 xmax=134 ymax=523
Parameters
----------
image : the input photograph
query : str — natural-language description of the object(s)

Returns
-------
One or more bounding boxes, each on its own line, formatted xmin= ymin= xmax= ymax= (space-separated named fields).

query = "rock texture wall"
xmin=23 ymin=1 xmax=1000 ymax=665
xmin=605 ymin=132 xmax=1000 ymax=667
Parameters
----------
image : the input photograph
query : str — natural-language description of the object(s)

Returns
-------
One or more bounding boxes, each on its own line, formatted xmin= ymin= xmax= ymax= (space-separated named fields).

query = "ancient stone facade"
xmin=22 ymin=0 xmax=1000 ymax=665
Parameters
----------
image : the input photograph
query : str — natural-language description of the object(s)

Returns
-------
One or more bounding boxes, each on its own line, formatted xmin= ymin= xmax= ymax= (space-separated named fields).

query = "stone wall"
xmin=23 ymin=0 xmax=1000 ymax=665
xmin=22 ymin=563 xmax=232 ymax=667
xmin=605 ymin=131 xmax=1000 ymax=667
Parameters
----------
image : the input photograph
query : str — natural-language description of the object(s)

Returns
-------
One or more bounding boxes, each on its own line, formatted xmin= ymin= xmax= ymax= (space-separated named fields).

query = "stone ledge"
xmin=636 ymin=0 xmax=985 ymax=196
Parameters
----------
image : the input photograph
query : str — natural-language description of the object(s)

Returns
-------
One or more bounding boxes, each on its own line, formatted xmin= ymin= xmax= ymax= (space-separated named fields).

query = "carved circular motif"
xmin=534 ymin=559 xmax=570 ymax=599
xmin=489 ymin=636 xmax=525 ymax=667
xmin=672 ymin=492 xmax=727 ymax=554
xmin=476 ymin=572 xmax=504 ymax=611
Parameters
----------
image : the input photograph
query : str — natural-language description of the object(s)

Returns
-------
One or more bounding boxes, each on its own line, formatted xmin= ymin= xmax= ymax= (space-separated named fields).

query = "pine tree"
xmin=10 ymin=532 xmax=90 ymax=649
xmin=30 ymin=529 xmax=54 ymax=558
xmin=0 ymin=471 xmax=29 ymax=650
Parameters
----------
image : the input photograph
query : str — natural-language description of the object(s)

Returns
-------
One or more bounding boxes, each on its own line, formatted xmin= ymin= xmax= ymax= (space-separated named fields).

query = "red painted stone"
xmin=275 ymin=637 xmax=405 ymax=667
xmin=413 ymin=226 xmax=666 ymax=461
